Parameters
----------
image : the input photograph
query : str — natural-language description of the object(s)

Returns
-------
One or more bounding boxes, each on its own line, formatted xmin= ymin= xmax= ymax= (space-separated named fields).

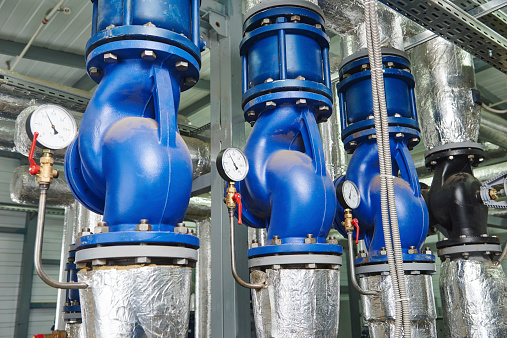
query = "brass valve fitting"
xmin=342 ymin=208 xmax=354 ymax=232
xmin=37 ymin=150 xmax=58 ymax=185
xmin=224 ymin=181 xmax=237 ymax=210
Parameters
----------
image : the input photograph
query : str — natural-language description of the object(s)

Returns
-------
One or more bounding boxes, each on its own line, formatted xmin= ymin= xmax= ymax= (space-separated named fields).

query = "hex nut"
xmin=261 ymin=18 xmax=271 ymax=26
xmin=349 ymin=141 xmax=357 ymax=147
xmin=430 ymin=160 xmax=437 ymax=166
xmin=175 ymin=223 xmax=188 ymax=234
xmin=264 ymin=78 xmax=274 ymax=83
xmin=106 ymin=24 xmax=116 ymax=30
xmin=265 ymin=101 xmax=277 ymax=108
xmin=423 ymin=247 xmax=432 ymax=255
xmin=135 ymin=257 xmax=151 ymax=264
xmin=141 ymin=50 xmax=156 ymax=61
xmin=296 ymin=99 xmax=307 ymax=106
xmin=184 ymin=77 xmax=197 ymax=87
xmin=315 ymin=24 xmax=322 ymax=29
xmin=304 ymin=234 xmax=316 ymax=244
xmin=319 ymin=106 xmax=330 ymax=112
xmin=295 ymin=75 xmax=306 ymax=80
xmin=271 ymin=236 xmax=282 ymax=245
xmin=136 ymin=219 xmax=152 ymax=231
xmin=92 ymin=259 xmax=107 ymax=266
xmin=395 ymin=133 xmax=404 ymax=139
xmin=327 ymin=236 xmax=338 ymax=245
xmin=305 ymin=263 xmax=317 ymax=269
xmin=175 ymin=258 xmax=188 ymax=265
xmin=359 ymin=250 xmax=367 ymax=258
xmin=104 ymin=53 xmax=118 ymax=63
xmin=89 ymin=67 xmax=101 ymax=77
xmin=247 ymin=111 xmax=256 ymax=117
xmin=380 ymin=247 xmax=387 ymax=255
xmin=94 ymin=225 xmax=109 ymax=234
xmin=175 ymin=61 xmax=189 ymax=71
xmin=144 ymin=22 xmax=156 ymax=27
xmin=408 ymin=246 xmax=418 ymax=254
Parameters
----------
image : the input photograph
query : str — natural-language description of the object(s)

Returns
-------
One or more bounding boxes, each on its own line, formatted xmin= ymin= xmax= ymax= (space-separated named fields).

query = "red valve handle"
xmin=351 ymin=218 xmax=359 ymax=244
xmin=232 ymin=192 xmax=242 ymax=225
xmin=28 ymin=132 xmax=40 ymax=175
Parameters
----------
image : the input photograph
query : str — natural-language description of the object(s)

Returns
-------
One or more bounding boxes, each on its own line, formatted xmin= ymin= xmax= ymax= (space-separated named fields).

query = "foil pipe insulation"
xmin=440 ymin=259 xmax=507 ymax=337
xmin=78 ymin=265 xmax=192 ymax=338
xmin=319 ymin=83 xmax=348 ymax=180
xmin=359 ymin=274 xmax=437 ymax=338
xmin=194 ymin=217 xmax=211 ymax=338
xmin=250 ymin=268 xmax=340 ymax=338
xmin=410 ymin=38 xmax=480 ymax=149
xmin=65 ymin=322 xmax=86 ymax=338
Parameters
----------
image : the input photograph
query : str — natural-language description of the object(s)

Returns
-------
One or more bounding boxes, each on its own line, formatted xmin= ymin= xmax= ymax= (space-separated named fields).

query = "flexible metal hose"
xmin=35 ymin=184 xmax=87 ymax=289
xmin=364 ymin=0 xmax=410 ymax=336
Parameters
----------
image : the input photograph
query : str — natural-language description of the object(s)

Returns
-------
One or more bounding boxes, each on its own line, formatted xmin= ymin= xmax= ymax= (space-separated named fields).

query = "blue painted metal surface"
xmin=334 ymin=52 xmax=429 ymax=261
xmin=237 ymin=4 xmax=340 ymax=257
xmin=63 ymin=247 xmax=80 ymax=317
xmin=66 ymin=0 xmax=201 ymax=250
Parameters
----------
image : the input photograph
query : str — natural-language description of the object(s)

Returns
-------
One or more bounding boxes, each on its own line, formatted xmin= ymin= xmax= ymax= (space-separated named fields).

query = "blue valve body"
xmin=334 ymin=51 xmax=431 ymax=263
xmin=237 ymin=4 xmax=341 ymax=258
xmin=65 ymin=0 xmax=202 ymax=250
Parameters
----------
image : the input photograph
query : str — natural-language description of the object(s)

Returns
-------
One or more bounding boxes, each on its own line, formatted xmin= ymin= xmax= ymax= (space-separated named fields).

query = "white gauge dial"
xmin=217 ymin=147 xmax=249 ymax=182
xmin=337 ymin=180 xmax=361 ymax=209
xmin=27 ymin=104 xmax=77 ymax=150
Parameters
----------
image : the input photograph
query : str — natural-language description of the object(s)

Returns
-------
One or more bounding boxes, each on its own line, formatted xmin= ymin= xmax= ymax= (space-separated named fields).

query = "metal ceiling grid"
xmin=381 ymin=0 xmax=507 ymax=72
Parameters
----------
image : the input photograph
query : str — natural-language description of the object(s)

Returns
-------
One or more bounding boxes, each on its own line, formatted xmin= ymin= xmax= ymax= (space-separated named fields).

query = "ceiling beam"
xmin=72 ymin=73 xmax=97 ymax=91
xmin=179 ymin=94 xmax=210 ymax=116
xmin=0 ymin=39 xmax=84 ymax=69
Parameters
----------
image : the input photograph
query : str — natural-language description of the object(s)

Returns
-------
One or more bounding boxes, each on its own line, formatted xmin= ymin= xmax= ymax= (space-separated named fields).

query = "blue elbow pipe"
xmin=237 ymin=3 xmax=341 ymax=257
xmin=65 ymin=0 xmax=203 ymax=249
xmin=334 ymin=49 xmax=432 ymax=262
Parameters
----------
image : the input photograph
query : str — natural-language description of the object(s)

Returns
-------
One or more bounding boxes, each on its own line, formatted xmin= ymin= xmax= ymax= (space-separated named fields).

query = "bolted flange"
xmin=95 ymin=221 xmax=109 ymax=234
xmin=174 ymin=222 xmax=188 ymax=234
xmin=304 ymin=234 xmax=316 ymax=244
xmin=271 ymin=235 xmax=282 ymax=245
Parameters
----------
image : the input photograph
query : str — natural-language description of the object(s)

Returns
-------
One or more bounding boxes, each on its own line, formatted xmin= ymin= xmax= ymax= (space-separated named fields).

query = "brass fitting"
xmin=33 ymin=330 xmax=67 ymax=338
xmin=341 ymin=208 xmax=354 ymax=232
xmin=37 ymin=150 xmax=58 ymax=185
xmin=224 ymin=181 xmax=237 ymax=209
xmin=490 ymin=189 xmax=499 ymax=200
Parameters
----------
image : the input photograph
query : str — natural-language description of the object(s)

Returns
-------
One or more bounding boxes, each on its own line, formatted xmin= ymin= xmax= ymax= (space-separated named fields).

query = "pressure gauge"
xmin=336 ymin=180 xmax=361 ymax=209
xmin=216 ymin=147 xmax=249 ymax=182
xmin=26 ymin=104 xmax=77 ymax=150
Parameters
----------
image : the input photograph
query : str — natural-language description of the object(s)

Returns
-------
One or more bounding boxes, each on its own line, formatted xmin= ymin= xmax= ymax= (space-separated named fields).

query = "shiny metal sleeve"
xmin=245 ymin=0 xmax=318 ymax=13
xmin=411 ymin=37 xmax=480 ymax=149
xmin=78 ymin=265 xmax=192 ymax=338
xmin=359 ymin=274 xmax=437 ymax=338
xmin=250 ymin=268 xmax=340 ymax=337
xmin=440 ymin=259 xmax=507 ymax=337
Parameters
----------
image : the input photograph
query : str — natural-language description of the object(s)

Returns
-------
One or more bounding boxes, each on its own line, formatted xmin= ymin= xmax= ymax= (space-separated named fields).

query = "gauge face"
xmin=216 ymin=147 xmax=249 ymax=182
xmin=27 ymin=104 xmax=77 ymax=150
xmin=337 ymin=180 xmax=361 ymax=209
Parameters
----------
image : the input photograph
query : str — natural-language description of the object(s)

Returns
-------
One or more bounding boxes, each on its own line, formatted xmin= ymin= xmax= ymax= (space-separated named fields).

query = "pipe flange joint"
xmin=424 ymin=141 xmax=485 ymax=169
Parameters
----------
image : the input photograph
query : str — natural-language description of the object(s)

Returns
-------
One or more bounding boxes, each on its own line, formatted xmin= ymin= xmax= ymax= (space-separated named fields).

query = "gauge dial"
xmin=337 ymin=180 xmax=361 ymax=209
xmin=216 ymin=147 xmax=249 ymax=182
xmin=26 ymin=104 xmax=77 ymax=150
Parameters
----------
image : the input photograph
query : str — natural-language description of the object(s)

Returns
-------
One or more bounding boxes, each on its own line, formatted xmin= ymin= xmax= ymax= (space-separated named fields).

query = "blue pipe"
xmin=334 ymin=50 xmax=432 ymax=262
xmin=237 ymin=4 xmax=341 ymax=257
xmin=65 ymin=0 xmax=203 ymax=250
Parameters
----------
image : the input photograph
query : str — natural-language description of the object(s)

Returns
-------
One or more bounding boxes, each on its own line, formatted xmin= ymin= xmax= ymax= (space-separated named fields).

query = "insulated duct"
xmin=440 ymin=259 xmax=507 ymax=337
xmin=78 ymin=265 xmax=192 ymax=337
xmin=411 ymin=38 xmax=480 ymax=149
xmin=250 ymin=268 xmax=340 ymax=337
xmin=360 ymin=274 xmax=437 ymax=337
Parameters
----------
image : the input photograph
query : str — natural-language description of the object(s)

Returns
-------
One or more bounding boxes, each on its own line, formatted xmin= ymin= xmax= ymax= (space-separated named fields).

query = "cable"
xmin=482 ymin=102 xmax=507 ymax=114
xmin=496 ymin=242 xmax=507 ymax=265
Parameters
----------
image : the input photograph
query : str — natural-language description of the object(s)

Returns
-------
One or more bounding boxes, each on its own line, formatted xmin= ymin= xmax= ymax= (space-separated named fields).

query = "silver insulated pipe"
xmin=410 ymin=38 xmax=480 ymax=149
